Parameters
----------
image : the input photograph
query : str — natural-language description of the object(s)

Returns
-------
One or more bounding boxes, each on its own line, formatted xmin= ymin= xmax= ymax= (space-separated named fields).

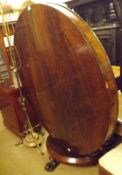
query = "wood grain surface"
xmin=14 ymin=3 xmax=118 ymax=155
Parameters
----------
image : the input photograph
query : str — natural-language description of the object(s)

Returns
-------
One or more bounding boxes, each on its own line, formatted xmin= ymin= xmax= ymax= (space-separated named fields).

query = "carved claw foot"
xmin=45 ymin=160 xmax=59 ymax=172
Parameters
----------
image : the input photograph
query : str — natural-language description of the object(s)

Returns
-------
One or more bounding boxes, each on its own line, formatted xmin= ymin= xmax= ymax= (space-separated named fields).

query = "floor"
xmin=0 ymin=93 xmax=121 ymax=175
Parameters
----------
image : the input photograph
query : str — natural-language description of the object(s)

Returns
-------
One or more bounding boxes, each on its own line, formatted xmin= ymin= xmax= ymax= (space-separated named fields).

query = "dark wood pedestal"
xmin=45 ymin=134 xmax=122 ymax=172
xmin=46 ymin=136 xmax=100 ymax=166
xmin=45 ymin=136 xmax=103 ymax=171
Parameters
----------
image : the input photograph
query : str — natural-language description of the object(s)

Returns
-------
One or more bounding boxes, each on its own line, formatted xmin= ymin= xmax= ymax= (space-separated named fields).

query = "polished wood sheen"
xmin=14 ymin=3 xmax=118 ymax=155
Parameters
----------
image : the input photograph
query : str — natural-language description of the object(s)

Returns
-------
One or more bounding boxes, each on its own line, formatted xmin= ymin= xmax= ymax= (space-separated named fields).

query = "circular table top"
xmin=14 ymin=3 xmax=118 ymax=155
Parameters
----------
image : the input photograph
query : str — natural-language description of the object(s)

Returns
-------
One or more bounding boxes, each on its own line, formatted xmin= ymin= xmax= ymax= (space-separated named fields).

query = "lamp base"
xmin=24 ymin=132 xmax=42 ymax=147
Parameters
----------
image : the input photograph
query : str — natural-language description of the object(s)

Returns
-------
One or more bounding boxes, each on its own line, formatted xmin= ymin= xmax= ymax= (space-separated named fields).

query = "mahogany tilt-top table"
xmin=14 ymin=3 xmax=118 ymax=170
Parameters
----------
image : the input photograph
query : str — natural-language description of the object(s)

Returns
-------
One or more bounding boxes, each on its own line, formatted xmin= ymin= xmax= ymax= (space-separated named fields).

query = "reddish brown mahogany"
xmin=14 ymin=3 xmax=118 ymax=155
